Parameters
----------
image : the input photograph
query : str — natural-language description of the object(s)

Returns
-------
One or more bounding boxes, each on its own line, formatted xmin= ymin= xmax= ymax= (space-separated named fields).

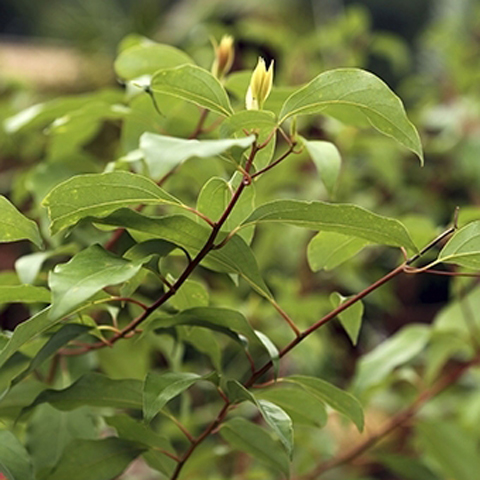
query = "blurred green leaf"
xmin=0 ymin=430 xmax=35 ymax=480
xmin=0 ymin=285 xmax=50 ymax=306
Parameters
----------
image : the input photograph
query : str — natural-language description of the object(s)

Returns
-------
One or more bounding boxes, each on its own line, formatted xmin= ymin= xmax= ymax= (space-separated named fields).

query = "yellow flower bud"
xmin=211 ymin=35 xmax=235 ymax=79
xmin=246 ymin=57 xmax=274 ymax=110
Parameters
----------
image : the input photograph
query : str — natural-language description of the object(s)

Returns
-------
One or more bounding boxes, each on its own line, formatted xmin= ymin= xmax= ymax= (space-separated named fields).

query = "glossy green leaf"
xmin=353 ymin=324 xmax=431 ymax=393
xmin=48 ymin=244 xmax=144 ymax=320
xmin=416 ymin=421 xmax=480 ymax=480
xmin=46 ymin=438 xmax=145 ymax=480
xmin=150 ymin=65 xmax=233 ymax=116
xmin=115 ymin=42 xmax=193 ymax=79
xmin=24 ymin=372 xmax=143 ymax=412
xmin=279 ymin=68 xmax=423 ymax=163
xmin=0 ymin=430 xmax=35 ymax=480
xmin=330 ymin=292 xmax=364 ymax=345
xmin=284 ymin=375 xmax=364 ymax=431
xmin=256 ymin=387 xmax=328 ymax=428
xmin=242 ymin=200 xmax=416 ymax=251
xmin=437 ymin=221 xmax=480 ymax=269
xmin=43 ymin=171 xmax=180 ymax=235
xmin=91 ymin=210 xmax=271 ymax=299
xmin=143 ymin=372 xmax=202 ymax=422
xmin=303 ymin=139 xmax=341 ymax=197
xmin=140 ymin=132 xmax=255 ymax=180
xmin=255 ymin=330 xmax=280 ymax=379
xmin=307 ymin=231 xmax=369 ymax=271
xmin=220 ymin=417 xmax=290 ymax=477
xmin=0 ymin=196 xmax=42 ymax=248
xmin=0 ymin=285 xmax=50 ymax=306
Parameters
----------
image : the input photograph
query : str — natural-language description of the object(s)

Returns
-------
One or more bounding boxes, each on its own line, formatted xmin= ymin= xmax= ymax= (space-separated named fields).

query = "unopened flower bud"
xmin=211 ymin=35 xmax=234 ymax=79
xmin=246 ymin=57 xmax=274 ymax=110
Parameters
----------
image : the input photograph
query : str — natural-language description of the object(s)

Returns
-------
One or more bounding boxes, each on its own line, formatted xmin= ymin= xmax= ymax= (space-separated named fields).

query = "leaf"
xmin=220 ymin=417 xmax=290 ymax=478
xmin=352 ymin=324 xmax=431 ymax=393
xmin=437 ymin=221 xmax=480 ymax=269
xmin=330 ymin=292 xmax=364 ymax=345
xmin=307 ymin=231 xmax=369 ymax=271
xmin=106 ymin=414 xmax=176 ymax=477
xmin=91 ymin=210 xmax=271 ymax=299
xmin=24 ymin=372 xmax=143 ymax=413
xmin=416 ymin=421 xmax=480 ymax=480
xmin=255 ymin=330 xmax=280 ymax=379
xmin=46 ymin=438 xmax=145 ymax=480
xmin=303 ymin=139 xmax=341 ymax=197
xmin=242 ymin=200 xmax=416 ymax=251
xmin=114 ymin=42 xmax=193 ymax=79
xmin=169 ymin=279 xmax=209 ymax=310
xmin=48 ymin=244 xmax=144 ymax=320
xmin=283 ymin=375 xmax=364 ymax=431
xmin=143 ymin=372 xmax=202 ymax=423
xmin=43 ymin=171 xmax=180 ymax=235
xmin=140 ymin=133 xmax=255 ymax=180
xmin=0 ymin=196 xmax=42 ymax=248
xmin=0 ymin=285 xmax=50 ymax=306
xmin=256 ymin=387 xmax=327 ymax=428
xmin=15 ymin=252 xmax=51 ymax=285
xmin=150 ymin=65 xmax=234 ymax=116
xmin=0 ymin=430 xmax=35 ymax=480
xmin=279 ymin=68 xmax=423 ymax=163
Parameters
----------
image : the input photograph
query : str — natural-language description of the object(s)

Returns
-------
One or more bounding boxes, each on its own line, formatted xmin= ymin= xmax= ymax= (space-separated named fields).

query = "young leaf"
xmin=283 ymin=375 xmax=364 ymax=431
xmin=48 ymin=245 xmax=143 ymax=320
xmin=352 ymin=324 xmax=431 ymax=393
xmin=140 ymin=133 xmax=255 ymax=180
xmin=242 ymin=199 xmax=416 ymax=251
xmin=307 ymin=231 xmax=369 ymax=271
xmin=279 ymin=68 xmax=423 ymax=163
xmin=150 ymin=65 xmax=234 ymax=116
xmin=0 ymin=430 xmax=35 ymax=480
xmin=220 ymin=417 xmax=290 ymax=478
xmin=0 ymin=285 xmax=50 ymax=306
xmin=0 ymin=196 xmax=42 ymax=248
xmin=303 ymin=139 xmax=341 ymax=197
xmin=437 ymin=221 xmax=480 ymax=269
xmin=330 ymin=292 xmax=364 ymax=345
xmin=143 ymin=372 xmax=202 ymax=423
xmin=43 ymin=171 xmax=180 ymax=235
xmin=46 ymin=438 xmax=146 ymax=480
xmin=114 ymin=42 xmax=193 ymax=79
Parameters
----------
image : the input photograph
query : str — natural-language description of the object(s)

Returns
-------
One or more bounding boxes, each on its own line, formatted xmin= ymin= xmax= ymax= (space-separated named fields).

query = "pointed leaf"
xmin=330 ymin=292 xmax=364 ymax=345
xmin=0 ymin=431 xmax=35 ymax=480
xmin=279 ymin=68 xmax=423 ymax=163
xmin=150 ymin=65 xmax=233 ymax=116
xmin=43 ymin=171 xmax=180 ymax=234
xmin=255 ymin=330 xmax=280 ymax=379
xmin=0 ymin=196 xmax=42 ymax=247
xmin=242 ymin=200 xmax=416 ymax=251
xmin=437 ymin=221 xmax=480 ymax=269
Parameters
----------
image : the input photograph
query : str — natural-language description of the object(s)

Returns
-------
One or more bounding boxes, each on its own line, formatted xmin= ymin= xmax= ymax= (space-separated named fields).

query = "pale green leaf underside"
xmin=437 ymin=221 xmax=480 ymax=269
xmin=279 ymin=68 xmax=423 ymax=163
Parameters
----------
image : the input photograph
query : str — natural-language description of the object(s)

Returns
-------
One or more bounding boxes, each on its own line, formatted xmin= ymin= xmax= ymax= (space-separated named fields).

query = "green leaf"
xmin=255 ymin=330 xmax=280 ymax=379
xmin=24 ymin=372 xmax=143 ymax=413
xmin=0 ymin=430 xmax=35 ymax=480
xmin=92 ymin=210 xmax=271 ymax=299
xmin=114 ymin=42 xmax=193 ymax=79
xmin=437 ymin=221 xmax=480 ymax=269
xmin=15 ymin=252 xmax=51 ymax=285
xmin=283 ymin=375 xmax=364 ymax=431
xmin=140 ymin=133 xmax=255 ymax=180
xmin=416 ymin=421 xmax=480 ymax=480
xmin=330 ymin=292 xmax=364 ymax=345
xmin=48 ymin=244 xmax=144 ymax=320
xmin=352 ymin=324 xmax=431 ymax=393
xmin=279 ymin=68 xmax=423 ymax=163
xmin=43 ymin=171 xmax=180 ymax=235
xmin=242 ymin=200 xmax=416 ymax=251
xmin=46 ymin=438 xmax=145 ymax=480
xmin=0 ymin=196 xmax=42 ymax=248
xmin=256 ymin=387 xmax=327 ymax=428
xmin=220 ymin=417 xmax=290 ymax=477
xmin=307 ymin=231 xmax=369 ymax=271
xmin=143 ymin=372 xmax=202 ymax=423
xmin=0 ymin=285 xmax=50 ymax=306
xmin=303 ymin=139 xmax=341 ymax=197
xmin=169 ymin=279 xmax=209 ymax=310
xmin=106 ymin=414 xmax=176 ymax=477
xmin=150 ymin=65 xmax=234 ymax=116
